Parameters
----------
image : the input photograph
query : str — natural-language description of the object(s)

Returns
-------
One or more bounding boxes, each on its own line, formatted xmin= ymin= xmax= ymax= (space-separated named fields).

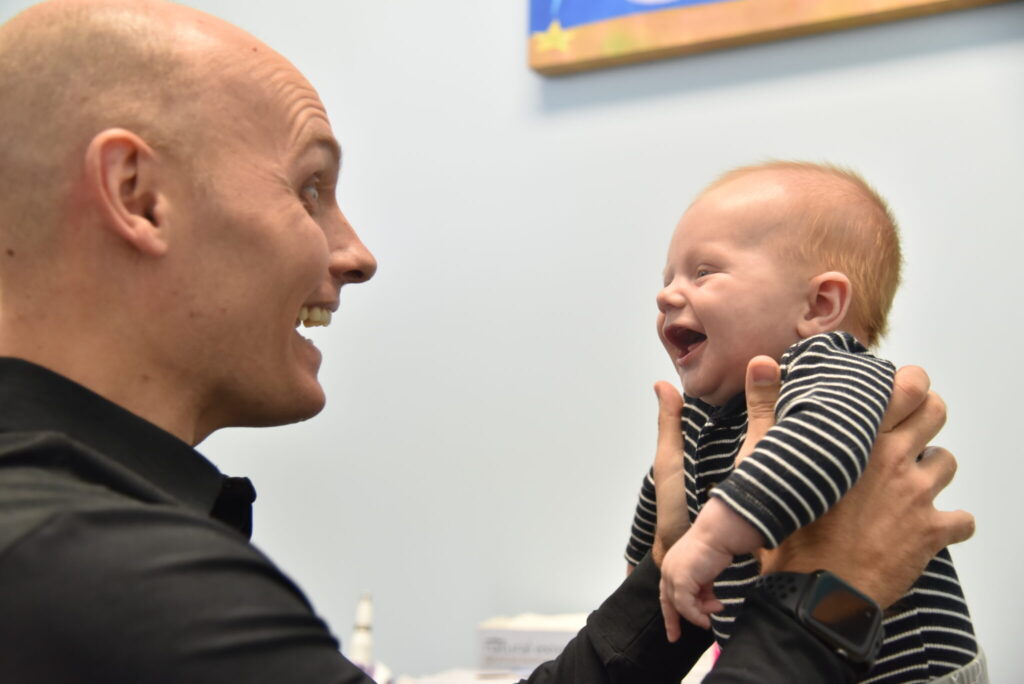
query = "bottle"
xmin=347 ymin=594 xmax=393 ymax=683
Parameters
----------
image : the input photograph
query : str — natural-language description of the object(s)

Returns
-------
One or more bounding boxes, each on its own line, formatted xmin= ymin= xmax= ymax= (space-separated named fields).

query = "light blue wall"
xmin=4 ymin=1 xmax=1021 ymax=679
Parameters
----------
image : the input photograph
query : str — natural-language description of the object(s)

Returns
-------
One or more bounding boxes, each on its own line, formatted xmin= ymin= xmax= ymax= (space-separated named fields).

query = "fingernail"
xmin=750 ymin=364 xmax=777 ymax=386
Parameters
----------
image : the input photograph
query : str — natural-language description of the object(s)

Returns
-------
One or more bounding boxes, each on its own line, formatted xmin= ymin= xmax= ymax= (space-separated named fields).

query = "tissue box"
xmin=477 ymin=613 xmax=587 ymax=670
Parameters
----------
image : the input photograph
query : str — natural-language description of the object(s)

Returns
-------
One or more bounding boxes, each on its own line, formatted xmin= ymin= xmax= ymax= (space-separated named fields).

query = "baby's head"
xmin=656 ymin=161 xmax=901 ymax=406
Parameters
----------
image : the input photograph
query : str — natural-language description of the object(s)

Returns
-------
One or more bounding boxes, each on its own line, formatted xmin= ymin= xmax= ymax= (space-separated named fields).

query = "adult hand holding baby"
xmin=745 ymin=357 xmax=975 ymax=608
xmin=653 ymin=356 xmax=976 ymax=644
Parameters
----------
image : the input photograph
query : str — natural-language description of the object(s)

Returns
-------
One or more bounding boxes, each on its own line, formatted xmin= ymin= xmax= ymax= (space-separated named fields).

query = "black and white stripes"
xmin=624 ymin=332 xmax=977 ymax=682
xmin=714 ymin=332 xmax=894 ymax=548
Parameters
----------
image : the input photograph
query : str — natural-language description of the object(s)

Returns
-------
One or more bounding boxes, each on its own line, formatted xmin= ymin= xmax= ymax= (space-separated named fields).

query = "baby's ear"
xmin=797 ymin=271 xmax=851 ymax=338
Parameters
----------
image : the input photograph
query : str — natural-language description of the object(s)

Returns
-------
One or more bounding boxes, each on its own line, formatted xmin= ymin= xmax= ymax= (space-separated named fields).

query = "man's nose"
xmin=329 ymin=214 xmax=377 ymax=285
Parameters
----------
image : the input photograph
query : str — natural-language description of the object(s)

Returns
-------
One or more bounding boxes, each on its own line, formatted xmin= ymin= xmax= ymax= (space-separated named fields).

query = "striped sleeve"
xmin=710 ymin=332 xmax=895 ymax=548
xmin=624 ymin=467 xmax=657 ymax=567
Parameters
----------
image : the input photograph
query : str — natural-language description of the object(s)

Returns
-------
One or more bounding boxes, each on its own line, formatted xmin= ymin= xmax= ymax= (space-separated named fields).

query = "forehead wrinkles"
xmin=255 ymin=62 xmax=331 ymax=153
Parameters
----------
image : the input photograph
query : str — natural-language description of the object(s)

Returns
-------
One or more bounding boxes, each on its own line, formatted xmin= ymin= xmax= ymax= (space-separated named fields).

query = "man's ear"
xmin=797 ymin=271 xmax=852 ymax=338
xmin=84 ymin=128 xmax=168 ymax=256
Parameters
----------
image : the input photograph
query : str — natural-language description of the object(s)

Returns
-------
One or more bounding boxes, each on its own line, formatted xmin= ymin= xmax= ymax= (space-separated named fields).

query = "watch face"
xmin=802 ymin=573 xmax=881 ymax=659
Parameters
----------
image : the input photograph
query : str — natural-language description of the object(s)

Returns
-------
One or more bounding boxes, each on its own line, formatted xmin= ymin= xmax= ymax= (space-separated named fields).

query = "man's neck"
xmin=0 ymin=327 xmax=204 ymax=446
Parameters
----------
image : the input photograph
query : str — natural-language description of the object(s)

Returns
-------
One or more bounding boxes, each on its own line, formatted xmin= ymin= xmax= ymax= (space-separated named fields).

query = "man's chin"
xmin=278 ymin=386 xmax=327 ymax=425
xmin=243 ymin=383 xmax=327 ymax=428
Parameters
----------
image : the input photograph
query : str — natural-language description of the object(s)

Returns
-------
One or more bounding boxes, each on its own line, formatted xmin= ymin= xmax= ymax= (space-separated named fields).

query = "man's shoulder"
xmin=0 ymin=433 xmax=339 ymax=683
xmin=0 ymin=430 xmax=236 ymax=557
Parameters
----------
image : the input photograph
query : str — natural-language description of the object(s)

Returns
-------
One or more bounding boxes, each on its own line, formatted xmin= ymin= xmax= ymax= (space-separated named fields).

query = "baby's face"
xmin=656 ymin=175 xmax=813 ymax=406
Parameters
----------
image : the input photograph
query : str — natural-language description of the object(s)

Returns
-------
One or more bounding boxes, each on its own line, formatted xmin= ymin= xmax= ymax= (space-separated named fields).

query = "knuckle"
xmin=923 ymin=392 xmax=947 ymax=427
xmin=876 ymin=432 xmax=910 ymax=463
xmin=943 ymin=449 xmax=958 ymax=475
xmin=894 ymin=365 xmax=929 ymax=403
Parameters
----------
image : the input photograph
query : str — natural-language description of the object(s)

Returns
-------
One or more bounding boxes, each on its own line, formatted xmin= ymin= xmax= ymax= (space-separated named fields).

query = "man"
xmin=0 ymin=1 xmax=973 ymax=682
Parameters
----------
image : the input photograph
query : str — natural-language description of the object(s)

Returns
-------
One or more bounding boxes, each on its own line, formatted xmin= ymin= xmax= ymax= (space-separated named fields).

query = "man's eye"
xmin=301 ymin=177 xmax=321 ymax=212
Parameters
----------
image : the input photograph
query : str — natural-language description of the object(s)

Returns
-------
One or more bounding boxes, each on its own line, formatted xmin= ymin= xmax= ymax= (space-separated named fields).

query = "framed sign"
xmin=529 ymin=0 xmax=1013 ymax=75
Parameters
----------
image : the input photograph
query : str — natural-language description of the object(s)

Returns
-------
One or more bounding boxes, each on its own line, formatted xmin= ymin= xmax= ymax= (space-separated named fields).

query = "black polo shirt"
xmin=0 ymin=357 xmax=366 ymax=683
xmin=0 ymin=357 xmax=852 ymax=683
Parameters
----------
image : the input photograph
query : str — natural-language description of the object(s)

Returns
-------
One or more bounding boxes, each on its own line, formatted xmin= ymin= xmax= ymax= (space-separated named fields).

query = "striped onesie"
xmin=626 ymin=332 xmax=978 ymax=682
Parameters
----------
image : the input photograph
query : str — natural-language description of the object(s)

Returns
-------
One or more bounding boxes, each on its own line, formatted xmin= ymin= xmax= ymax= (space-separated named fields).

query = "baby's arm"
xmin=713 ymin=333 xmax=895 ymax=548
xmin=659 ymin=497 xmax=764 ymax=634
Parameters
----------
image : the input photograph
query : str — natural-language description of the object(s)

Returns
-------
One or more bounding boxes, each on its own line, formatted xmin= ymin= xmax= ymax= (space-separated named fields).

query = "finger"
xmin=887 ymin=392 xmax=947 ymax=456
xmin=653 ymin=381 xmax=684 ymax=476
xmin=916 ymin=446 xmax=957 ymax=496
xmin=660 ymin=588 xmax=683 ymax=643
xmin=880 ymin=365 xmax=930 ymax=433
xmin=655 ymin=381 xmax=684 ymax=440
xmin=697 ymin=583 xmax=724 ymax=615
xmin=935 ymin=509 xmax=976 ymax=547
xmin=690 ymin=609 xmax=711 ymax=631
xmin=698 ymin=597 xmax=725 ymax=615
xmin=677 ymin=594 xmax=711 ymax=631
xmin=737 ymin=356 xmax=780 ymax=465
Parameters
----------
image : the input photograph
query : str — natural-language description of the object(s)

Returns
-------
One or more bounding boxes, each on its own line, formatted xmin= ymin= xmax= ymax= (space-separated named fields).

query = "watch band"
xmin=754 ymin=571 xmax=810 ymax=616
xmin=753 ymin=570 xmax=884 ymax=676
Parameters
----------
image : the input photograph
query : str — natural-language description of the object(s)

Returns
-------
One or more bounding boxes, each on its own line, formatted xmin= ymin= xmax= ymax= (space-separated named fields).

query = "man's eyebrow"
xmin=296 ymin=133 xmax=342 ymax=172
xmin=316 ymin=136 xmax=342 ymax=170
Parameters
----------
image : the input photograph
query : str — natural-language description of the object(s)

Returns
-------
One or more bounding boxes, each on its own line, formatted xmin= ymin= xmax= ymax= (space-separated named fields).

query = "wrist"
xmin=759 ymin=547 xmax=894 ymax=608
xmin=699 ymin=497 xmax=764 ymax=554
xmin=652 ymin=538 xmax=668 ymax=569
xmin=751 ymin=570 xmax=884 ymax=677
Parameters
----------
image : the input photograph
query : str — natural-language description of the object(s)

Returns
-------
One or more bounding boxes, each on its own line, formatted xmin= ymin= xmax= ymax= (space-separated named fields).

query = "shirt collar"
xmin=686 ymin=392 xmax=748 ymax=423
xmin=0 ymin=357 xmax=252 ymax=533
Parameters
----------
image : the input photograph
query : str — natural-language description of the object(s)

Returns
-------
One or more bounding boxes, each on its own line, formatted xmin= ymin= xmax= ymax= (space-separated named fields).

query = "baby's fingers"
xmin=673 ymin=589 xmax=711 ymax=631
xmin=697 ymin=584 xmax=724 ymax=616
xmin=660 ymin=585 xmax=683 ymax=643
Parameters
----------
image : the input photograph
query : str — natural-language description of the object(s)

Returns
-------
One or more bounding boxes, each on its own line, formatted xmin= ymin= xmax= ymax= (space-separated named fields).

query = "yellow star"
xmin=534 ymin=20 xmax=575 ymax=53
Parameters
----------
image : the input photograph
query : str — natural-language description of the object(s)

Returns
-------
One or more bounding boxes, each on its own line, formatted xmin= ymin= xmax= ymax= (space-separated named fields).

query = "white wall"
xmin=4 ymin=0 xmax=1022 ymax=679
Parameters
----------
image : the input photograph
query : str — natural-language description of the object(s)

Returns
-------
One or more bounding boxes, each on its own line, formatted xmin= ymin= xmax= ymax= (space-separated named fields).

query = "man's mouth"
xmin=665 ymin=326 xmax=707 ymax=362
xmin=296 ymin=306 xmax=333 ymax=328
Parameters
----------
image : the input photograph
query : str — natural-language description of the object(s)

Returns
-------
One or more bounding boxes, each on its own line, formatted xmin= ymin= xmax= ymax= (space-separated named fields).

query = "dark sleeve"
xmin=0 ymin=505 xmax=854 ymax=683
xmin=523 ymin=555 xmax=857 ymax=684
xmin=522 ymin=554 xmax=714 ymax=684
xmin=711 ymin=332 xmax=894 ymax=548
xmin=0 ymin=505 xmax=372 ymax=684
xmin=706 ymin=592 xmax=856 ymax=683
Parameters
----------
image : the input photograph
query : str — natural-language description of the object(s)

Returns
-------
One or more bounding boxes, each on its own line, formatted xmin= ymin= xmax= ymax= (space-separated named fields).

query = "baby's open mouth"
xmin=665 ymin=326 xmax=706 ymax=356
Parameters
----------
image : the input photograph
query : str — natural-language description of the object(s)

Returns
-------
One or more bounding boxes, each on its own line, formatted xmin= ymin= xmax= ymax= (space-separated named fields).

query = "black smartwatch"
xmin=751 ymin=570 xmax=884 ymax=676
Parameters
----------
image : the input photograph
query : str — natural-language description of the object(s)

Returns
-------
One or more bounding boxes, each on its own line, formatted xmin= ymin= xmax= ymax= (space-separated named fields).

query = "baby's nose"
xmin=656 ymin=284 xmax=686 ymax=313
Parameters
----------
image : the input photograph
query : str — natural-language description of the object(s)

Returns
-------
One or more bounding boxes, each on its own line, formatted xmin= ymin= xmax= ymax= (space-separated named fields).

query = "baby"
xmin=625 ymin=162 xmax=980 ymax=682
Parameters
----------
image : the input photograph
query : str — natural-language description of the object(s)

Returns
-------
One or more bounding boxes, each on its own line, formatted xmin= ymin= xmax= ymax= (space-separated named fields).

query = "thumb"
xmin=653 ymin=381 xmax=684 ymax=480
xmin=652 ymin=381 xmax=688 ymax=566
xmin=737 ymin=356 xmax=780 ymax=466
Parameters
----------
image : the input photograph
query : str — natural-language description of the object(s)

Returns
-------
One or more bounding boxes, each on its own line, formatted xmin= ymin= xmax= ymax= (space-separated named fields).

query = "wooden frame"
xmin=529 ymin=0 xmax=1013 ymax=76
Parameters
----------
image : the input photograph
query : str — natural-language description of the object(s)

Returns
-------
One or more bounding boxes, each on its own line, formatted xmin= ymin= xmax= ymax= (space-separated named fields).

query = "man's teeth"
xmin=298 ymin=306 xmax=332 ymax=328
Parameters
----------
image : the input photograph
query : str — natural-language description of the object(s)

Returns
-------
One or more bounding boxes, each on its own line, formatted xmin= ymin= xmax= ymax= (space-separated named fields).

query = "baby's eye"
xmin=696 ymin=268 xmax=711 ymax=278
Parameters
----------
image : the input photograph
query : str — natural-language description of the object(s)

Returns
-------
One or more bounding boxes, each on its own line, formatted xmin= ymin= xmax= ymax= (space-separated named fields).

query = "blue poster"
xmin=530 ymin=0 xmax=734 ymax=33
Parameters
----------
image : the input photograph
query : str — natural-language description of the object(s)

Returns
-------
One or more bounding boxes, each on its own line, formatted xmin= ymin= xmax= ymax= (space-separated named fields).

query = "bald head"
xmin=0 ymin=0 xmax=374 ymax=443
xmin=700 ymin=162 xmax=902 ymax=345
xmin=0 ymin=0 xmax=276 ymax=251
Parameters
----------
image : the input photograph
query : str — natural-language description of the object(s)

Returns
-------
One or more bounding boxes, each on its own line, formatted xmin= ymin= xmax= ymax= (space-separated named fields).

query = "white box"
xmin=477 ymin=613 xmax=587 ymax=670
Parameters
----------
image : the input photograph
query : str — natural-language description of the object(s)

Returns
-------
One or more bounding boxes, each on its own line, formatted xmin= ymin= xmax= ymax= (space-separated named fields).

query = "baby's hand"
xmin=658 ymin=532 xmax=732 ymax=639
xmin=659 ymin=498 xmax=765 ymax=641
